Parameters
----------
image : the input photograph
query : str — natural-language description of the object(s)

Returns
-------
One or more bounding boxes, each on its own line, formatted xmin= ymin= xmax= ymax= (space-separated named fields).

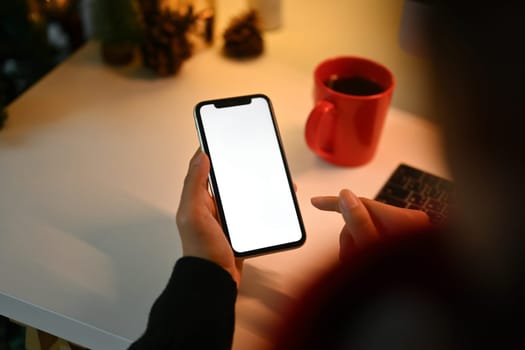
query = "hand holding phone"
xmin=193 ymin=94 xmax=306 ymax=257
xmin=176 ymin=149 xmax=244 ymax=285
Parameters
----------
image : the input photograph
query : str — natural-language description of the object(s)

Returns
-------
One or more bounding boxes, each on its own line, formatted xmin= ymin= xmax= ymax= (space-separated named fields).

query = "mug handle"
xmin=305 ymin=100 xmax=337 ymax=158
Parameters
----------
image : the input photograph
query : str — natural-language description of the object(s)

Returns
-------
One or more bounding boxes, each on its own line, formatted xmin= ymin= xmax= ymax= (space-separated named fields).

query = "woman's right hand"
xmin=311 ymin=189 xmax=432 ymax=261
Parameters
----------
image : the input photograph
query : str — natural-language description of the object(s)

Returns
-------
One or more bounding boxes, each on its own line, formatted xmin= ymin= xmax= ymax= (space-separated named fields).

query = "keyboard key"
xmin=407 ymin=203 xmax=423 ymax=210
xmin=426 ymin=198 xmax=444 ymax=212
xmin=381 ymin=185 xmax=410 ymax=200
xmin=405 ymin=179 xmax=423 ymax=192
xmin=407 ymin=193 xmax=426 ymax=206
xmin=376 ymin=196 xmax=407 ymax=208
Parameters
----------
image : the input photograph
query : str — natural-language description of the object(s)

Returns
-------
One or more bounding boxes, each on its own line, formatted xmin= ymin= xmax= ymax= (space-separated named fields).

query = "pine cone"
xmin=223 ymin=10 xmax=263 ymax=58
xmin=139 ymin=3 xmax=195 ymax=76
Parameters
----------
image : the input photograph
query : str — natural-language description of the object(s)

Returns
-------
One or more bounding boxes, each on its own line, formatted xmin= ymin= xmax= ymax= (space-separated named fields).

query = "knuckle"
xmin=349 ymin=211 xmax=379 ymax=242
xmin=353 ymin=213 xmax=373 ymax=232
xmin=176 ymin=206 xmax=203 ymax=231
xmin=183 ymin=172 xmax=193 ymax=187
xmin=175 ymin=210 xmax=187 ymax=229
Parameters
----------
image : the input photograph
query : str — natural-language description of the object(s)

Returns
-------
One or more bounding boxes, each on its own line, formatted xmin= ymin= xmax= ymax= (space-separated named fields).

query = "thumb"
xmin=181 ymin=149 xmax=210 ymax=202
xmin=360 ymin=197 xmax=431 ymax=236
xmin=338 ymin=189 xmax=380 ymax=246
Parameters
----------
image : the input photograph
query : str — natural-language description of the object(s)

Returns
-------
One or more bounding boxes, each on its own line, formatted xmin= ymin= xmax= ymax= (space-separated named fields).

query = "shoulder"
xmin=272 ymin=229 xmax=475 ymax=349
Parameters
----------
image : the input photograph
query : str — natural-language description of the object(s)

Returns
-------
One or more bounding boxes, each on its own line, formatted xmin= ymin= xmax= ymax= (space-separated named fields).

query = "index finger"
xmin=311 ymin=196 xmax=341 ymax=212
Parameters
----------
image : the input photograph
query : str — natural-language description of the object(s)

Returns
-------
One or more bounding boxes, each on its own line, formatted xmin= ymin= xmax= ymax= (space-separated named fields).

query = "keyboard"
xmin=374 ymin=163 xmax=454 ymax=225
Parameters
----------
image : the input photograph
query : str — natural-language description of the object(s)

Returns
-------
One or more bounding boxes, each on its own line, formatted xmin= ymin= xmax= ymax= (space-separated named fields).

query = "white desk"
xmin=0 ymin=2 xmax=448 ymax=348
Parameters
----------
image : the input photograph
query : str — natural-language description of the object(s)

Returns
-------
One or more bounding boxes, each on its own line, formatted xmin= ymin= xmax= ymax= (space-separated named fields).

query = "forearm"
xmin=129 ymin=257 xmax=237 ymax=350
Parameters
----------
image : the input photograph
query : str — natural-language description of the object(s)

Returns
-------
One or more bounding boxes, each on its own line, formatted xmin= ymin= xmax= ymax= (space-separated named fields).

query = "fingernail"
xmin=339 ymin=189 xmax=360 ymax=210
xmin=192 ymin=151 xmax=204 ymax=166
xmin=190 ymin=152 xmax=202 ymax=167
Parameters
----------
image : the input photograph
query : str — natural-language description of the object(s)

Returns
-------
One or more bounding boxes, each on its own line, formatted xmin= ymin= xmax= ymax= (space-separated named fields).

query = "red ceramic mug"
xmin=305 ymin=56 xmax=395 ymax=166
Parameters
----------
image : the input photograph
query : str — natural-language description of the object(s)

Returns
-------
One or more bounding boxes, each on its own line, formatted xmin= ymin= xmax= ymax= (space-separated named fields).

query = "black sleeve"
xmin=129 ymin=257 xmax=237 ymax=350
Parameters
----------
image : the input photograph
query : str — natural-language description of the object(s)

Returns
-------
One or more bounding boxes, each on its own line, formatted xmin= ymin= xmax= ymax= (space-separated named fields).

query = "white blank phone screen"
xmin=199 ymin=97 xmax=303 ymax=253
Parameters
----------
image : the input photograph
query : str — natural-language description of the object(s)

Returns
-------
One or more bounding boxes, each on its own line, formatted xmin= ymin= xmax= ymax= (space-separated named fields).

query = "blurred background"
xmin=0 ymin=0 xmax=88 ymax=108
xmin=1 ymin=0 xmax=433 ymax=118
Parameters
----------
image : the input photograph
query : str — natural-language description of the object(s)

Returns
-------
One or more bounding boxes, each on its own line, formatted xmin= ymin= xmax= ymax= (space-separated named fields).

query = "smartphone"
xmin=193 ymin=94 xmax=306 ymax=257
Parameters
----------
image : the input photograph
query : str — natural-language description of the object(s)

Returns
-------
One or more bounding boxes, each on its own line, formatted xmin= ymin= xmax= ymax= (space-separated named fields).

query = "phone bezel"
xmin=193 ymin=93 xmax=306 ymax=257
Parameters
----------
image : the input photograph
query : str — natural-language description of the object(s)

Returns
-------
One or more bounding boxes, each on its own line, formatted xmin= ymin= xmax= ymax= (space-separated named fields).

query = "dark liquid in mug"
xmin=325 ymin=76 xmax=384 ymax=96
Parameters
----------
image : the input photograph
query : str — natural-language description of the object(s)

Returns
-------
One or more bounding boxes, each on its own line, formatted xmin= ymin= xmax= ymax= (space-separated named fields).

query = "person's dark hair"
xmin=429 ymin=1 xmax=525 ymax=295
xmin=272 ymin=231 xmax=473 ymax=350
xmin=271 ymin=2 xmax=525 ymax=349
xmin=429 ymin=2 xmax=524 ymax=164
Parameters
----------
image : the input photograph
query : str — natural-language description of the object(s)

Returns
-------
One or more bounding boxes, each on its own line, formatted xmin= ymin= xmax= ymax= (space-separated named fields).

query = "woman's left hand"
xmin=176 ymin=149 xmax=243 ymax=286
